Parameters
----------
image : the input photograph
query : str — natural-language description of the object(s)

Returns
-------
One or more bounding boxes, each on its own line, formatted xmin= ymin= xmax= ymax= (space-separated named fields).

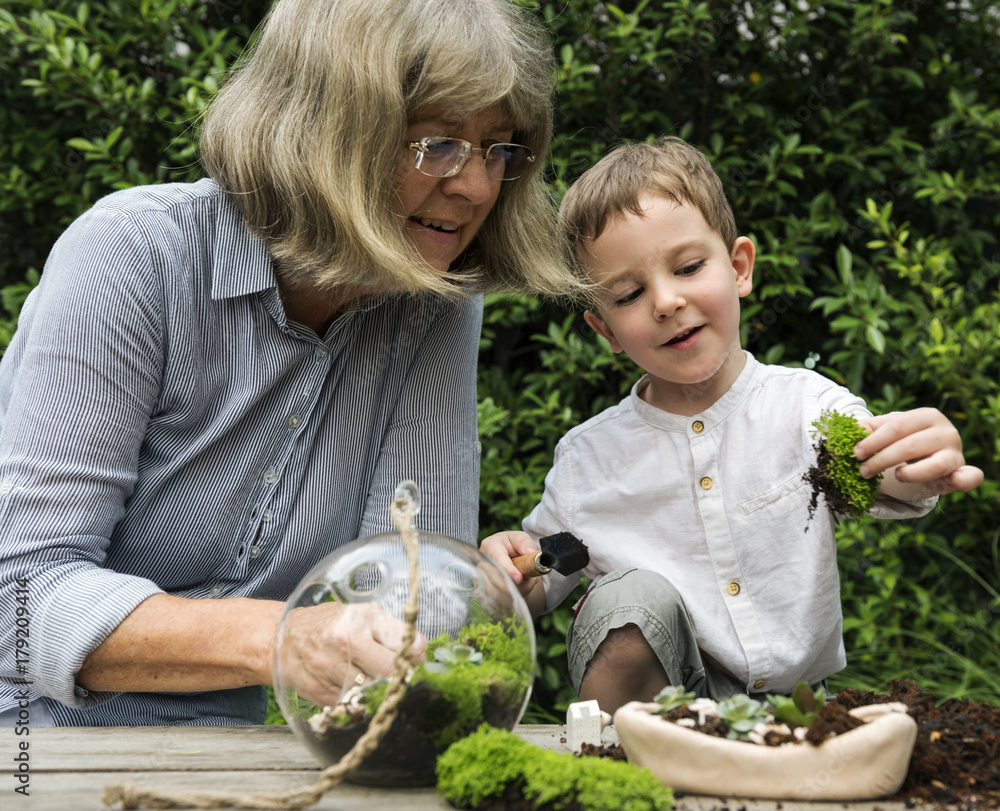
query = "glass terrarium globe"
xmin=272 ymin=530 xmax=536 ymax=786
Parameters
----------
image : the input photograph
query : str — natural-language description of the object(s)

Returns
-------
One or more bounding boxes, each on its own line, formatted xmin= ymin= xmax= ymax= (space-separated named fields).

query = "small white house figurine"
xmin=566 ymin=700 xmax=612 ymax=753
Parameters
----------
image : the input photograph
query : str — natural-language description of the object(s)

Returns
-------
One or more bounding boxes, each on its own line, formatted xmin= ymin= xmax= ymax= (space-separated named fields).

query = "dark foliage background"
xmin=2 ymin=0 xmax=998 ymax=721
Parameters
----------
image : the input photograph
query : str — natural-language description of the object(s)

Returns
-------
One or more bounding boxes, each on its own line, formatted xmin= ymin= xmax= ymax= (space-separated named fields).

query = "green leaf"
xmin=866 ymin=325 xmax=886 ymax=354
xmin=836 ymin=244 xmax=853 ymax=283
xmin=104 ymin=125 xmax=123 ymax=150
xmin=890 ymin=67 xmax=925 ymax=89
xmin=65 ymin=137 xmax=98 ymax=152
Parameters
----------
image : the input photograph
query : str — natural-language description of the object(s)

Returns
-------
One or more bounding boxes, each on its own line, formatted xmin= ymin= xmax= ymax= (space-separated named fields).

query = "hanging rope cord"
xmin=103 ymin=487 xmax=423 ymax=810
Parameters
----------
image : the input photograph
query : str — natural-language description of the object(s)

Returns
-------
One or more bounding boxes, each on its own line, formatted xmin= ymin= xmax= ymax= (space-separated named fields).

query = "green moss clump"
xmin=807 ymin=410 xmax=883 ymax=520
xmin=437 ymin=725 xmax=673 ymax=811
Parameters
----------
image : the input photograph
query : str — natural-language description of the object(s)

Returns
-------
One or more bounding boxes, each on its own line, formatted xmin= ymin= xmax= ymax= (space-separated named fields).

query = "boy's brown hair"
xmin=558 ymin=136 xmax=739 ymax=298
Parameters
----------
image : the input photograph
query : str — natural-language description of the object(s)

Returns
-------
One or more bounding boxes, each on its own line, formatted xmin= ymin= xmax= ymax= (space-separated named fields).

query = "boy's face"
xmin=581 ymin=195 xmax=755 ymax=414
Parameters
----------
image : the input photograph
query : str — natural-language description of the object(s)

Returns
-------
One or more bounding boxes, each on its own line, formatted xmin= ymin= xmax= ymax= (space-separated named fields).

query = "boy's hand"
xmin=480 ymin=531 xmax=546 ymax=615
xmin=855 ymin=408 xmax=984 ymax=496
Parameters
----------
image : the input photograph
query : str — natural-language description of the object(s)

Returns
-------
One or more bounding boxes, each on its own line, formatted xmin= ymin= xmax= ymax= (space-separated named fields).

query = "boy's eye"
xmin=677 ymin=260 xmax=705 ymax=276
xmin=614 ymin=287 xmax=644 ymax=306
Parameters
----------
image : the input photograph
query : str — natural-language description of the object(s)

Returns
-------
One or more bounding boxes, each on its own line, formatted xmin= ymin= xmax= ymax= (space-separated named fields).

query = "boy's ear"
xmin=583 ymin=310 xmax=623 ymax=353
xmin=730 ymin=236 xmax=755 ymax=298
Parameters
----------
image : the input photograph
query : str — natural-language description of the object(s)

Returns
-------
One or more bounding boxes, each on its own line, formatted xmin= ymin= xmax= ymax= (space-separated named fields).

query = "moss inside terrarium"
xmin=305 ymin=614 xmax=533 ymax=786
xmin=363 ymin=616 xmax=531 ymax=747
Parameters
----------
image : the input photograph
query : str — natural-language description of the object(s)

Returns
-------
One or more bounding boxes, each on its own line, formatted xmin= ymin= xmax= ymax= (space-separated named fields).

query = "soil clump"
xmin=579 ymin=741 xmax=627 ymax=760
xmin=805 ymin=439 xmax=854 ymax=521
xmin=835 ymin=680 xmax=1000 ymax=808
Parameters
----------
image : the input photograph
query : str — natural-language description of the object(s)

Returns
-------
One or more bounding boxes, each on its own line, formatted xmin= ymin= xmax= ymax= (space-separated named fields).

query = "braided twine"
xmin=103 ymin=490 xmax=423 ymax=810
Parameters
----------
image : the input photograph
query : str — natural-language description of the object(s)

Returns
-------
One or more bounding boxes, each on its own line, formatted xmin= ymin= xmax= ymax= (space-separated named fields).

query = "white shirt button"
xmin=209 ymin=584 xmax=223 ymax=596
xmin=263 ymin=467 xmax=277 ymax=485
xmin=249 ymin=546 xmax=261 ymax=560
xmin=314 ymin=345 xmax=328 ymax=359
xmin=287 ymin=414 xmax=302 ymax=429
xmin=261 ymin=508 xmax=273 ymax=523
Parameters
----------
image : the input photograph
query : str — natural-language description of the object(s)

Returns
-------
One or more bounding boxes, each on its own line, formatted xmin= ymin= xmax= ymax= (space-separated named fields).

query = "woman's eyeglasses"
xmin=408 ymin=136 xmax=535 ymax=181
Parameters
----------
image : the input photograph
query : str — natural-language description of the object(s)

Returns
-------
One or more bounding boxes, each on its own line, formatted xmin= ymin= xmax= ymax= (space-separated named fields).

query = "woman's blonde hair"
xmin=200 ymin=0 xmax=578 ymax=298
xmin=559 ymin=136 xmax=739 ymax=306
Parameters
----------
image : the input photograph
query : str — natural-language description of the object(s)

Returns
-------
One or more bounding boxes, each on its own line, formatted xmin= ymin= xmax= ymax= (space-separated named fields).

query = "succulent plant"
xmin=422 ymin=643 xmax=483 ymax=675
xmin=652 ymin=684 xmax=698 ymax=715
xmin=768 ymin=681 xmax=826 ymax=729
xmin=716 ymin=694 xmax=771 ymax=741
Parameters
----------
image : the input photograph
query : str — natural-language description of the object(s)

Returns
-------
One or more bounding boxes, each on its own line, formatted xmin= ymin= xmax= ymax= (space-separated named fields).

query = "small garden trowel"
xmin=512 ymin=532 xmax=590 ymax=579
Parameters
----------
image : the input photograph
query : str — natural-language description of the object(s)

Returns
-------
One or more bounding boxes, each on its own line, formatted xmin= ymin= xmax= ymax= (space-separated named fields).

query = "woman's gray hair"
xmin=200 ymin=0 xmax=580 ymax=298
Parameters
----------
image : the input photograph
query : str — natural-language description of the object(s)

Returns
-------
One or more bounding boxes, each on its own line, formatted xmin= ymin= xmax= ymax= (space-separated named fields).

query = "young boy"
xmin=482 ymin=136 xmax=983 ymax=715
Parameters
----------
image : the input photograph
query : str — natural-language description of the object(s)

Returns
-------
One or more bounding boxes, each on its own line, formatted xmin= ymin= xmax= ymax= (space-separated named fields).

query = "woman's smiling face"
xmin=394 ymin=106 xmax=511 ymax=274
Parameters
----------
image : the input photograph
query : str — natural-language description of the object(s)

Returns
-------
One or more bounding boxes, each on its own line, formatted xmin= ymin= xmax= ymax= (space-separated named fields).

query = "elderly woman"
xmin=0 ymin=0 xmax=577 ymax=725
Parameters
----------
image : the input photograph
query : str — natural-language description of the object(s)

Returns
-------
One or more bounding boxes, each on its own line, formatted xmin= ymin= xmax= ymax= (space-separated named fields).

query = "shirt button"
xmin=314 ymin=345 xmax=328 ymax=359
xmin=249 ymin=546 xmax=261 ymax=560
xmin=287 ymin=414 xmax=302 ymax=429
xmin=753 ymin=679 xmax=767 ymax=690
xmin=261 ymin=508 xmax=273 ymax=523
xmin=263 ymin=467 xmax=277 ymax=485
xmin=692 ymin=421 xmax=704 ymax=433
xmin=700 ymin=476 xmax=713 ymax=490
xmin=727 ymin=581 xmax=741 ymax=596
xmin=209 ymin=584 xmax=223 ymax=596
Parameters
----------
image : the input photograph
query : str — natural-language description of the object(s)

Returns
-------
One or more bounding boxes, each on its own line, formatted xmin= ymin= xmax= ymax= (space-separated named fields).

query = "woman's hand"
xmin=274 ymin=601 xmax=427 ymax=709
xmin=855 ymin=408 xmax=984 ymax=498
xmin=480 ymin=531 xmax=546 ymax=616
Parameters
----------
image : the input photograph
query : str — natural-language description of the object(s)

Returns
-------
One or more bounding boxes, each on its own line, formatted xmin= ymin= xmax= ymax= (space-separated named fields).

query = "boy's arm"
xmin=480 ymin=531 xmax=547 ymax=617
xmin=855 ymin=408 xmax=984 ymax=500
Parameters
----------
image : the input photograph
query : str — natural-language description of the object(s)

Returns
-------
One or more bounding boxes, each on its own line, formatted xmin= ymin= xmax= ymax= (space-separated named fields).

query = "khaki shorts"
xmin=566 ymin=568 xmax=746 ymax=701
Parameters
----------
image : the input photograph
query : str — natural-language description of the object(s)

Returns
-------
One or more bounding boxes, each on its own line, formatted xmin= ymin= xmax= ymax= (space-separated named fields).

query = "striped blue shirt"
xmin=0 ymin=179 xmax=482 ymax=725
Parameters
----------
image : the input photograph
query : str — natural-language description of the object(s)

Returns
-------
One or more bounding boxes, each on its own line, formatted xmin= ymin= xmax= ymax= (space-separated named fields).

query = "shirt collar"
xmin=208 ymin=182 xmax=277 ymax=301
xmin=631 ymin=350 xmax=760 ymax=431
xmin=204 ymin=182 xmax=401 ymax=320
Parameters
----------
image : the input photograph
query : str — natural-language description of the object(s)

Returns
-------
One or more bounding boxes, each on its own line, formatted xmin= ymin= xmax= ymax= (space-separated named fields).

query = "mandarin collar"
xmin=630 ymin=351 xmax=760 ymax=432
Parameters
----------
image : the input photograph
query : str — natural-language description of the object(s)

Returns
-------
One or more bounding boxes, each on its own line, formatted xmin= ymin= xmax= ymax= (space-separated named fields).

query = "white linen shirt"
xmin=523 ymin=352 xmax=936 ymax=695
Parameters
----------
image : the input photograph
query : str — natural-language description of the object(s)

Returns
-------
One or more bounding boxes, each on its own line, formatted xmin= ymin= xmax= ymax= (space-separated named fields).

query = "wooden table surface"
xmin=7 ymin=723 xmax=918 ymax=811
xmin=10 ymin=724 xmax=566 ymax=810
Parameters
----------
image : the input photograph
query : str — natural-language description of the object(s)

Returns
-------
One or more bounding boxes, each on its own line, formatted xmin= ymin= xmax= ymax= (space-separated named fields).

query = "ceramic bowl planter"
xmin=614 ymin=701 xmax=918 ymax=801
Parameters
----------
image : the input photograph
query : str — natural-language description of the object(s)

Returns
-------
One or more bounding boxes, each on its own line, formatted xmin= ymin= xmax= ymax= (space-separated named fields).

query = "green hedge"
xmin=486 ymin=0 xmax=1000 ymax=715
xmin=2 ymin=0 xmax=998 ymax=719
